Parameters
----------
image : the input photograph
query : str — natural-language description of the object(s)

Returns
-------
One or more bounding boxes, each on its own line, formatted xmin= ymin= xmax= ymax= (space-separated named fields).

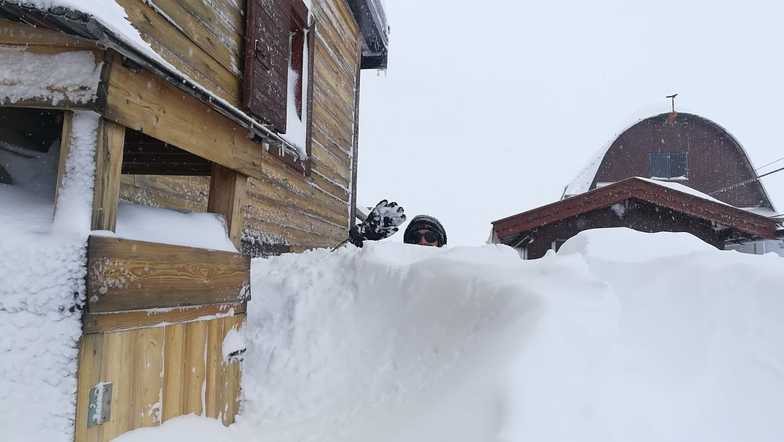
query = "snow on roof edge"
xmin=5 ymin=0 xmax=307 ymax=161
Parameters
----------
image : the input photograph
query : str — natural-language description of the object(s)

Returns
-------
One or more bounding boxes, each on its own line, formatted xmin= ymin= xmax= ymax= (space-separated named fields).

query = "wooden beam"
xmin=0 ymin=19 xmax=99 ymax=49
xmin=208 ymin=164 xmax=247 ymax=250
xmin=83 ymin=303 xmax=247 ymax=334
xmin=92 ymin=120 xmax=126 ymax=231
xmin=103 ymin=57 xmax=264 ymax=180
xmin=53 ymin=111 xmax=73 ymax=217
xmin=87 ymin=236 xmax=250 ymax=313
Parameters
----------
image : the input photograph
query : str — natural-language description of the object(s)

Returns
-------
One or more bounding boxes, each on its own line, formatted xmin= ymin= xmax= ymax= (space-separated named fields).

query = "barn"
xmin=0 ymin=0 xmax=388 ymax=441
xmin=491 ymin=112 xmax=784 ymax=258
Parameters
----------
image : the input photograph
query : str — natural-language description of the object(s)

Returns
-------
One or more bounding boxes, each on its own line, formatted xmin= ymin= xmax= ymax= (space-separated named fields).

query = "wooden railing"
xmin=74 ymin=236 xmax=250 ymax=442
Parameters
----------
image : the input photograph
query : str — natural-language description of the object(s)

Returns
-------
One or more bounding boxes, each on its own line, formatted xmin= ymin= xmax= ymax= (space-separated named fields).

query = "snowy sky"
xmin=357 ymin=0 xmax=784 ymax=246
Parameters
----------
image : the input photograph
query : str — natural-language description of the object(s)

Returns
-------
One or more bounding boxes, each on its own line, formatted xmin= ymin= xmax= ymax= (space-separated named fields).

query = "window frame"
xmin=649 ymin=151 xmax=689 ymax=180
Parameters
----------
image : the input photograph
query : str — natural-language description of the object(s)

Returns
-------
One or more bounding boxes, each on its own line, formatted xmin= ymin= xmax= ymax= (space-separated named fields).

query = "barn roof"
xmin=562 ymin=112 xmax=775 ymax=210
xmin=494 ymin=177 xmax=779 ymax=243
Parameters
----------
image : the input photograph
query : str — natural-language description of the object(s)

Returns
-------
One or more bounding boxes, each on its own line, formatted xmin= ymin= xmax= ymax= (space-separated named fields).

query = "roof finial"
xmin=666 ymin=93 xmax=678 ymax=113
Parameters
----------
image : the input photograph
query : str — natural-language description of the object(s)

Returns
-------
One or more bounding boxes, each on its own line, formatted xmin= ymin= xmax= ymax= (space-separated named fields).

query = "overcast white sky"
xmin=357 ymin=0 xmax=784 ymax=246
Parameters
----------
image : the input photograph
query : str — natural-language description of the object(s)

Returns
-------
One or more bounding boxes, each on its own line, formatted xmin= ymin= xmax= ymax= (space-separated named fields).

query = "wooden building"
xmin=493 ymin=112 xmax=783 ymax=258
xmin=493 ymin=177 xmax=779 ymax=259
xmin=0 ymin=0 xmax=388 ymax=440
xmin=563 ymin=112 xmax=775 ymax=213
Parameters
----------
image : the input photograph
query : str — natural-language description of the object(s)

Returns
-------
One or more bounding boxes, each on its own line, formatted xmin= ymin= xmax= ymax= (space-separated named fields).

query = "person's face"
xmin=414 ymin=229 xmax=440 ymax=247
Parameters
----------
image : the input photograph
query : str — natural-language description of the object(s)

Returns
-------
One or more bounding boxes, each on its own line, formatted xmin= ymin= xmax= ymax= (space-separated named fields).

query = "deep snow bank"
xmin=1 ymin=112 xmax=99 ymax=441
xmin=116 ymin=228 xmax=784 ymax=442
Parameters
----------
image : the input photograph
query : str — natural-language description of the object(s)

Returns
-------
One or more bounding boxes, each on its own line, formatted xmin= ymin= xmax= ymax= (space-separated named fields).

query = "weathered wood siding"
xmin=119 ymin=0 xmax=361 ymax=254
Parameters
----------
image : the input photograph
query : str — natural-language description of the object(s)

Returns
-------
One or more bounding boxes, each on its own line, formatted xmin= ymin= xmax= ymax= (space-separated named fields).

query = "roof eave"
xmin=347 ymin=0 xmax=389 ymax=70
xmin=492 ymin=177 xmax=779 ymax=242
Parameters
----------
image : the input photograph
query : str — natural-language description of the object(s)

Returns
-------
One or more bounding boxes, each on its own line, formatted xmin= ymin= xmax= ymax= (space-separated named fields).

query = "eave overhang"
xmin=347 ymin=0 xmax=389 ymax=69
xmin=492 ymin=177 xmax=779 ymax=243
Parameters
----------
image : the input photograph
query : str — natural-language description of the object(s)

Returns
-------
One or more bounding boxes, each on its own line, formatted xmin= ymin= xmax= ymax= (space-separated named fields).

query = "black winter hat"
xmin=403 ymin=215 xmax=447 ymax=247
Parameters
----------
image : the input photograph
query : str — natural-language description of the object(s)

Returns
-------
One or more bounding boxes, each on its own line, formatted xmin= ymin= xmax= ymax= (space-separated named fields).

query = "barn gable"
xmin=564 ymin=112 xmax=775 ymax=212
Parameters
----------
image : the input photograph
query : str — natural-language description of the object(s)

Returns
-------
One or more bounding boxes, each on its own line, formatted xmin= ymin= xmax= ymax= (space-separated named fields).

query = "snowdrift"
xmin=115 ymin=229 xmax=783 ymax=441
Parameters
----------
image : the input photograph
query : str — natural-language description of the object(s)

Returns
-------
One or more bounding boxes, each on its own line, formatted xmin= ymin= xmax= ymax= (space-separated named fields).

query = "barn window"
xmin=650 ymin=152 xmax=688 ymax=179
xmin=243 ymin=0 xmax=313 ymax=164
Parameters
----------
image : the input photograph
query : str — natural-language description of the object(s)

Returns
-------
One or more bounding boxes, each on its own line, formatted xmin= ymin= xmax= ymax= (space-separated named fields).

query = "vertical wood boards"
xmin=53 ymin=111 xmax=73 ymax=217
xmin=74 ymin=314 xmax=245 ymax=442
xmin=208 ymin=164 xmax=249 ymax=250
xmin=92 ymin=120 xmax=126 ymax=231
xmin=243 ymin=0 xmax=289 ymax=131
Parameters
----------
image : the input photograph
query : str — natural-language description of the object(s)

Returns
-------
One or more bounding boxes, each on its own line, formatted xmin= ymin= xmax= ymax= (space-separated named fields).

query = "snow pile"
xmin=0 ymin=111 xmax=99 ymax=442
xmin=100 ymin=201 xmax=237 ymax=252
xmin=0 ymin=46 xmax=103 ymax=105
xmin=117 ymin=228 xmax=784 ymax=442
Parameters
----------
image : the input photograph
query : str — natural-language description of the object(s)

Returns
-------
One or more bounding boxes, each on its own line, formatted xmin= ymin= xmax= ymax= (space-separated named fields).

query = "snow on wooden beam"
xmin=0 ymin=44 xmax=104 ymax=109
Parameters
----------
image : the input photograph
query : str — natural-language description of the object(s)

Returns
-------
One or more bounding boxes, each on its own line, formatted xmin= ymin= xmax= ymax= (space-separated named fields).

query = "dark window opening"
xmin=0 ymin=108 xmax=63 ymax=199
xmin=120 ymin=129 xmax=212 ymax=212
xmin=123 ymin=129 xmax=212 ymax=176
xmin=650 ymin=152 xmax=688 ymax=179
xmin=289 ymin=0 xmax=308 ymax=119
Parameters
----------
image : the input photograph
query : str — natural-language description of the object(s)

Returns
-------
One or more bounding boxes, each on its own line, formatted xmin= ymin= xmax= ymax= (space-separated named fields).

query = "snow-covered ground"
xmin=1 ymin=111 xmax=99 ymax=442
xmin=115 ymin=228 xmax=784 ymax=442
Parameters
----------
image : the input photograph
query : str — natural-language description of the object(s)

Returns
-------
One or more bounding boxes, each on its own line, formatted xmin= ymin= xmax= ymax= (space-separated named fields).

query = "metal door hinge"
xmin=87 ymin=382 xmax=113 ymax=427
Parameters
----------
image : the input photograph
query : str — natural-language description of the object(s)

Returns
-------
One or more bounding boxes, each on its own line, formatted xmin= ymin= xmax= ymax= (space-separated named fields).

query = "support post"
xmin=53 ymin=111 xmax=73 ymax=216
xmin=208 ymin=164 xmax=247 ymax=251
xmin=91 ymin=119 xmax=126 ymax=231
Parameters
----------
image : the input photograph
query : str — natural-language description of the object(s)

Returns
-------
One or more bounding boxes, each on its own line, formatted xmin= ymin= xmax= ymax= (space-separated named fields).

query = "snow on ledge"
xmin=0 ymin=46 xmax=103 ymax=106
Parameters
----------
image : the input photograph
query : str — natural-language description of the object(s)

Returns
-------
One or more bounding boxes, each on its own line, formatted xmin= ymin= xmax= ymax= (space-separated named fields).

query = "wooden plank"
xmin=92 ymin=120 xmax=126 ymax=231
xmin=132 ymin=327 xmax=165 ymax=429
xmin=104 ymin=60 xmax=264 ymax=180
xmin=84 ymin=302 xmax=247 ymax=334
xmin=53 ymin=111 xmax=73 ymax=217
xmin=204 ymin=318 xmax=223 ymax=418
xmin=87 ymin=236 xmax=250 ymax=312
xmin=242 ymin=0 xmax=289 ymax=131
xmin=114 ymin=0 xmax=240 ymax=104
xmin=98 ymin=332 xmax=135 ymax=442
xmin=145 ymin=0 xmax=243 ymax=75
xmin=221 ymin=315 xmax=244 ymax=425
xmin=208 ymin=164 xmax=248 ymax=250
xmin=120 ymin=175 xmax=210 ymax=212
xmin=0 ymin=19 xmax=99 ymax=49
xmin=183 ymin=320 xmax=208 ymax=416
xmin=350 ymin=48 xmax=361 ymax=225
xmin=162 ymin=324 xmax=187 ymax=422
xmin=74 ymin=334 xmax=103 ymax=442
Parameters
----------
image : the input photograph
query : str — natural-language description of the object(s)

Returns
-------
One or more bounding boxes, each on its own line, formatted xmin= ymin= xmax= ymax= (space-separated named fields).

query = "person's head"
xmin=403 ymin=215 xmax=447 ymax=247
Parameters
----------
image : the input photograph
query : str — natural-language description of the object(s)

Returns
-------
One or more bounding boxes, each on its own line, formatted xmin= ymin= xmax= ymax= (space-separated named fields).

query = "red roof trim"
xmin=492 ymin=178 xmax=777 ymax=241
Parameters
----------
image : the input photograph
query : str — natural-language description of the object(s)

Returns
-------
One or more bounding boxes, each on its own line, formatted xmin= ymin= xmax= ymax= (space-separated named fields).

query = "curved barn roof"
xmin=563 ymin=112 xmax=775 ymax=212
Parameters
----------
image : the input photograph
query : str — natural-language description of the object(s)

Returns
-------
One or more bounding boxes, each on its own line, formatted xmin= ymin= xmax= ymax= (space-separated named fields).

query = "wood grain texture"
xmin=74 ymin=314 xmax=245 ymax=442
xmin=53 ymin=111 xmax=73 ymax=217
xmin=92 ymin=120 xmax=126 ymax=231
xmin=104 ymin=60 xmax=263 ymax=180
xmin=243 ymin=0 xmax=289 ymax=131
xmin=208 ymin=164 xmax=248 ymax=250
xmin=0 ymin=19 xmax=99 ymax=49
xmin=84 ymin=302 xmax=247 ymax=334
xmin=114 ymin=0 xmax=240 ymax=104
xmin=87 ymin=236 xmax=250 ymax=313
